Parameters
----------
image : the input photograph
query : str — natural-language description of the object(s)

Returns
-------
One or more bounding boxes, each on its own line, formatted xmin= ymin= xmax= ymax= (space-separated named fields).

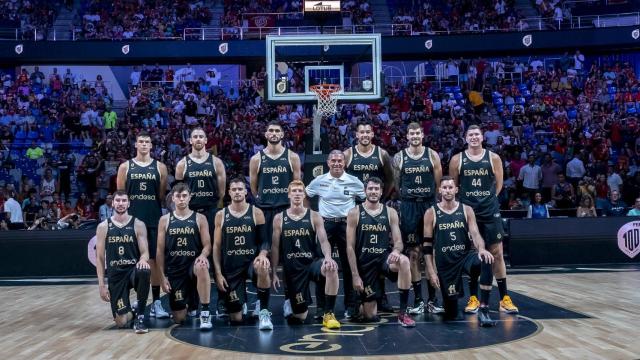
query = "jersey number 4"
xmin=472 ymin=178 xmax=482 ymax=187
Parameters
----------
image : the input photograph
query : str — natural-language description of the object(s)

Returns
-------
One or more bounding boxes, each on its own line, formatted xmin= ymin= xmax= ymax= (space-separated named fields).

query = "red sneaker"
xmin=398 ymin=312 xmax=416 ymax=327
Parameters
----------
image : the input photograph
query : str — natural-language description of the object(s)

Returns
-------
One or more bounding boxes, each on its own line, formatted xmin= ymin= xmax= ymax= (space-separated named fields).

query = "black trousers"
xmin=323 ymin=219 xmax=355 ymax=310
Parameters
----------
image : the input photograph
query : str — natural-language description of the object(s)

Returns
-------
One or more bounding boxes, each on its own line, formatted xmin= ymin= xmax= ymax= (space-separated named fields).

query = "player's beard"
xmin=115 ymin=208 xmax=127 ymax=215
xmin=268 ymin=138 xmax=280 ymax=145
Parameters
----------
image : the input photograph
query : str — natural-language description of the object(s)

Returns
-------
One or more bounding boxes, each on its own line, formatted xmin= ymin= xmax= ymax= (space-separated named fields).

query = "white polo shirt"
xmin=306 ymin=172 xmax=365 ymax=218
xmin=4 ymin=198 xmax=23 ymax=223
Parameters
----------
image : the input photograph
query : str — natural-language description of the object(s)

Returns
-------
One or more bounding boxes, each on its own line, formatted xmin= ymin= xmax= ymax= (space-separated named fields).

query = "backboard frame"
xmin=265 ymin=34 xmax=383 ymax=104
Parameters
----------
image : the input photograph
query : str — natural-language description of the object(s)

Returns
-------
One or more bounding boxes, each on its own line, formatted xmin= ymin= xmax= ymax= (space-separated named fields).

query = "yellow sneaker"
xmin=464 ymin=295 xmax=480 ymax=314
xmin=499 ymin=295 xmax=519 ymax=314
xmin=322 ymin=312 xmax=341 ymax=329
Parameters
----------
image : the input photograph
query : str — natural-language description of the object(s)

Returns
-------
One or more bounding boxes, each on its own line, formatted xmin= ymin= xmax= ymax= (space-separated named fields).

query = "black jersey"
xmin=458 ymin=150 xmax=500 ymax=221
xmin=433 ymin=203 xmax=472 ymax=270
xmin=164 ymin=211 xmax=201 ymax=278
xmin=256 ymin=149 xmax=293 ymax=208
xmin=125 ymin=159 xmax=162 ymax=227
xmin=399 ymin=148 xmax=436 ymax=202
xmin=280 ymin=209 xmax=319 ymax=272
xmin=221 ymin=205 xmax=258 ymax=274
xmin=347 ymin=145 xmax=385 ymax=184
xmin=183 ymin=154 xmax=219 ymax=210
xmin=356 ymin=204 xmax=391 ymax=266
xmin=105 ymin=217 xmax=139 ymax=281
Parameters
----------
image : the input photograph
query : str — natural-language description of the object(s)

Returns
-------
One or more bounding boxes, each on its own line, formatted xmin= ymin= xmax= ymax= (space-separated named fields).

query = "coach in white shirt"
xmin=566 ymin=154 xmax=586 ymax=187
xmin=306 ymin=150 xmax=364 ymax=318
xmin=4 ymin=190 xmax=25 ymax=230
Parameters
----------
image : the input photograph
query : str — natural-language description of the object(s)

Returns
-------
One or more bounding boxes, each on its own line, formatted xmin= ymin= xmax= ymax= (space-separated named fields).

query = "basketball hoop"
xmin=310 ymin=84 xmax=341 ymax=118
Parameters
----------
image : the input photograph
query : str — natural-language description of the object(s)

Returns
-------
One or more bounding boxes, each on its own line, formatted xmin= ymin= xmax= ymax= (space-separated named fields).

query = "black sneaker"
xmin=344 ymin=306 xmax=358 ymax=320
xmin=313 ymin=307 xmax=325 ymax=320
xmin=134 ymin=315 xmax=148 ymax=334
xmin=478 ymin=306 xmax=497 ymax=327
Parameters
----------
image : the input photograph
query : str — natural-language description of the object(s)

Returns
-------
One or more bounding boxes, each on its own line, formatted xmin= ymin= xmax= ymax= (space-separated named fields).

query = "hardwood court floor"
xmin=0 ymin=268 xmax=639 ymax=360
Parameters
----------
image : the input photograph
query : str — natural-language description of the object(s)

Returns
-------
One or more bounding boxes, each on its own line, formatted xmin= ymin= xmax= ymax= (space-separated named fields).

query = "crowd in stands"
xmin=2 ymin=50 xmax=640 ymax=230
xmin=0 ymin=0 xmax=60 ymax=40
xmin=392 ymin=0 xmax=522 ymax=33
xmin=76 ymin=0 xmax=212 ymax=40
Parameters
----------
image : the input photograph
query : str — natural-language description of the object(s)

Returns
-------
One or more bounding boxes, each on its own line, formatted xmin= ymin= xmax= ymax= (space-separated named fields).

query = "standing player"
xmin=344 ymin=122 xmax=395 ymax=312
xmin=346 ymin=177 xmax=415 ymax=327
xmin=156 ymin=183 xmax=212 ymax=329
xmin=249 ymin=120 xmax=302 ymax=245
xmin=95 ymin=190 xmax=151 ymax=333
xmin=117 ymin=131 xmax=169 ymax=318
xmin=449 ymin=125 xmax=519 ymax=314
xmin=212 ymin=178 xmax=273 ymax=330
xmin=392 ymin=122 xmax=443 ymax=314
xmin=175 ymin=127 xmax=226 ymax=316
xmin=423 ymin=177 xmax=496 ymax=326
xmin=271 ymin=180 xmax=341 ymax=329
xmin=344 ymin=122 xmax=394 ymax=196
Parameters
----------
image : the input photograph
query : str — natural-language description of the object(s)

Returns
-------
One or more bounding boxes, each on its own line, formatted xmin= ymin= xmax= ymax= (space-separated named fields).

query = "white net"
xmin=310 ymin=84 xmax=341 ymax=118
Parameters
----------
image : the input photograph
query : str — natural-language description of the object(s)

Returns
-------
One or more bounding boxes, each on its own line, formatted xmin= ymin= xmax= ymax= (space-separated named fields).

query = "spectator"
xmin=540 ymin=154 xmax=562 ymax=201
xmin=576 ymin=194 xmax=597 ymax=217
xmin=26 ymin=141 xmax=44 ymax=160
xmin=606 ymin=166 xmax=623 ymax=194
xmin=103 ymin=106 xmax=117 ymax=131
xmin=627 ymin=197 xmax=640 ymax=216
xmin=527 ymin=192 xmax=551 ymax=219
xmin=566 ymin=154 xmax=586 ymax=187
xmin=4 ymin=190 xmax=25 ymax=230
xmin=99 ymin=194 xmax=113 ymax=221
xmin=40 ymin=168 xmax=56 ymax=203
xmin=603 ymin=190 xmax=627 ymax=217
xmin=518 ymin=155 xmax=542 ymax=199
xmin=551 ymin=174 xmax=575 ymax=209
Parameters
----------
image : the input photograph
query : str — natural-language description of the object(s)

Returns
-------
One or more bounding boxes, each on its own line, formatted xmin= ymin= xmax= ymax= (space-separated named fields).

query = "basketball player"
xmin=117 ymin=131 xmax=170 ymax=318
xmin=156 ymin=183 xmax=212 ymax=329
xmin=249 ymin=120 xmax=301 ymax=316
xmin=212 ymin=178 xmax=273 ymax=330
xmin=249 ymin=120 xmax=301 ymax=242
xmin=270 ymin=180 xmax=341 ymax=329
xmin=175 ymin=127 xmax=226 ymax=316
xmin=344 ymin=122 xmax=395 ymax=312
xmin=449 ymin=125 xmax=519 ymax=314
xmin=95 ymin=190 xmax=151 ymax=333
xmin=344 ymin=122 xmax=394 ymax=197
xmin=392 ymin=122 xmax=443 ymax=314
xmin=346 ymin=177 xmax=415 ymax=327
xmin=423 ymin=177 xmax=496 ymax=327
xmin=175 ymin=127 xmax=226 ymax=226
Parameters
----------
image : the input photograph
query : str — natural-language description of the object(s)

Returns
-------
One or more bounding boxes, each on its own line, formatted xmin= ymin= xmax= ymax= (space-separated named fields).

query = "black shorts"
xmin=259 ymin=204 xmax=289 ymax=242
xmin=283 ymin=259 xmax=324 ymax=315
xmin=437 ymin=252 xmax=479 ymax=300
xmin=358 ymin=254 xmax=398 ymax=303
xmin=476 ymin=216 xmax=505 ymax=246
xmin=167 ymin=261 xmax=200 ymax=312
xmin=222 ymin=261 xmax=256 ymax=313
xmin=108 ymin=267 xmax=143 ymax=317
xmin=147 ymin=226 xmax=158 ymax=259
xmin=399 ymin=200 xmax=433 ymax=247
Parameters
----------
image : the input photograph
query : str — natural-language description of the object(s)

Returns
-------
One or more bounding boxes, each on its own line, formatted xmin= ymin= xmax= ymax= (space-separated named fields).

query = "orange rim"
xmin=310 ymin=84 xmax=341 ymax=97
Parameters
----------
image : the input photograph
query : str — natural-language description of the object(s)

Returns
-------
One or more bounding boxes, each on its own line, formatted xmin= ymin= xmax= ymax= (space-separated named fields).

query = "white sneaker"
xmin=258 ymin=309 xmax=273 ymax=330
xmin=200 ymin=311 xmax=212 ymax=330
xmin=253 ymin=300 xmax=261 ymax=317
xmin=283 ymin=299 xmax=293 ymax=318
xmin=152 ymin=300 xmax=170 ymax=319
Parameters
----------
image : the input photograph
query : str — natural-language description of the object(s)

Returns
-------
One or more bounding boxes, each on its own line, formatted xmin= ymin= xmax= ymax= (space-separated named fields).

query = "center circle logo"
xmin=169 ymin=311 xmax=539 ymax=355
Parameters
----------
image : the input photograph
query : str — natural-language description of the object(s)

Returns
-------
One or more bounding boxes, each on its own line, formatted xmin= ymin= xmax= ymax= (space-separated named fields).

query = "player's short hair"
xmin=229 ymin=177 xmax=246 ymax=187
xmin=356 ymin=121 xmax=373 ymax=131
xmin=113 ymin=189 xmax=128 ymax=198
xmin=440 ymin=175 xmax=456 ymax=185
xmin=288 ymin=179 xmax=305 ymax=192
xmin=171 ymin=182 xmax=190 ymax=195
xmin=136 ymin=130 xmax=151 ymax=140
xmin=266 ymin=120 xmax=282 ymax=129
xmin=365 ymin=177 xmax=383 ymax=189
xmin=407 ymin=122 xmax=422 ymax=132
xmin=190 ymin=127 xmax=206 ymax=137
xmin=465 ymin=125 xmax=482 ymax=135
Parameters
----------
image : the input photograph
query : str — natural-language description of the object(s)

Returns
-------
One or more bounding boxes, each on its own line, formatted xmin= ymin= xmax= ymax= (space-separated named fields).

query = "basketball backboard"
xmin=265 ymin=34 xmax=383 ymax=104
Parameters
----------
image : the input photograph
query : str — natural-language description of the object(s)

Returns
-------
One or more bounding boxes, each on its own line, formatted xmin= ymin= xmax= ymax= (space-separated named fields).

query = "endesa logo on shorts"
xmin=617 ymin=221 xmax=640 ymax=259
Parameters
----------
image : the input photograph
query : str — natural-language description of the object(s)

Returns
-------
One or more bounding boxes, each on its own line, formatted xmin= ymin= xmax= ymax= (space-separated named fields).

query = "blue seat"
xmin=608 ymin=86 xmax=617 ymax=94
xmin=568 ymin=108 xmax=578 ymax=119
xmin=454 ymin=92 xmax=463 ymax=100
xmin=494 ymin=97 xmax=504 ymax=105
